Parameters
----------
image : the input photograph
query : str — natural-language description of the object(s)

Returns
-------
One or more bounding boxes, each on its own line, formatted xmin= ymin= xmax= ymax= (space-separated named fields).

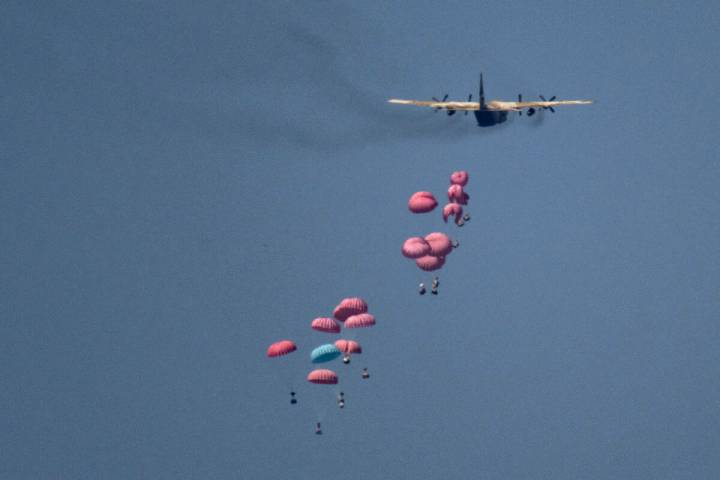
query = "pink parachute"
xmin=450 ymin=171 xmax=469 ymax=186
xmin=408 ymin=191 xmax=438 ymax=213
xmin=402 ymin=236 xmax=431 ymax=259
xmin=307 ymin=369 xmax=338 ymax=384
xmin=424 ymin=232 xmax=453 ymax=257
xmin=335 ymin=339 xmax=362 ymax=354
xmin=333 ymin=297 xmax=368 ymax=322
xmin=266 ymin=340 xmax=297 ymax=357
xmin=311 ymin=317 xmax=340 ymax=333
xmin=447 ymin=185 xmax=468 ymax=205
xmin=345 ymin=313 xmax=376 ymax=329
xmin=442 ymin=203 xmax=463 ymax=224
xmin=416 ymin=255 xmax=446 ymax=271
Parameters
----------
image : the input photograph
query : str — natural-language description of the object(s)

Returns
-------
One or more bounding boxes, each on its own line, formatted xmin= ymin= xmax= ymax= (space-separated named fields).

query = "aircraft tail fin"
xmin=479 ymin=73 xmax=486 ymax=109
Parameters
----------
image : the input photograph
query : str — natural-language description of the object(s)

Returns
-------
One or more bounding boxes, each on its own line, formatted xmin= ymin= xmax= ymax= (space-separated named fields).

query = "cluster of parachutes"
xmin=444 ymin=170 xmax=470 ymax=226
xmin=267 ymin=296 xmax=374 ymax=381
xmin=402 ymin=171 xmax=470 ymax=285
xmin=309 ymin=297 xmax=374 ymax=379
xmin=402 ymin=232 xmax=453 ymax=272
xmin=266 ymin=172 xmax=474 ymax=432
xmin=406 ymin=170 xmax=470 ymax=226
xmin=266 ymin=297 xmax=375 ymax=432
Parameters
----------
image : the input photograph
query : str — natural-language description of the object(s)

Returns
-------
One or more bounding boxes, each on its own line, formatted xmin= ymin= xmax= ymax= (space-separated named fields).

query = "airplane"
xmin=388 ymin=73 xmax=592 ymax=127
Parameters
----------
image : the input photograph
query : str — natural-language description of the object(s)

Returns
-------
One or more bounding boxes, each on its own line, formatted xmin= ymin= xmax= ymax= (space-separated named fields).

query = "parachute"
xmin=415 ymin=255 xmax=446 ymax=271
xmin=402 ymin=236 xmax=431 ymax=259
xmin=408 ymin=191 xmax=437 ymax=213
xmin=307 ymin=369 xmax=338 ymax=384
xmin=310 ymin=344 xmax=342 ymax=363
xmin=311 ymin=317 xmax=341 ymax=333
xmin=266 ymin=340 xmax=297 ymax=357
xmin=424 ymin=232 xmax=453 ymax=257
xmin=450 ymin=170 xmax=469 ymax=186
xmin=333 ymin=297 xmax=368 ymax=322
xmin=447 ymin=184 xmax=469 ymax=205
xmin=344 ymin=313 xmax=376 ymax=329
xmin=442 ymin=203 xmax=463 ymax=224
xmin=335 ymin=339 xmax=362 ymax=354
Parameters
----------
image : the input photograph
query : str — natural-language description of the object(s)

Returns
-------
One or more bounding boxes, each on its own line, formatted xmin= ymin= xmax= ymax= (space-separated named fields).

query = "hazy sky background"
xmin=2 ymin=1 xmax=720 ymax=478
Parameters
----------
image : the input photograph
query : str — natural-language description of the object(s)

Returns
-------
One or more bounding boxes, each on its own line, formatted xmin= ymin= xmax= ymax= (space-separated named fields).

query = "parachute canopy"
xmin=333 ymin=297 xmax=368 ymax=322
xmin=442 ymin=203 xmax=463 ymax=224
xmin=335 ymin=339 xmax=362 ymax=354
xmin=345 ymin=313 xmax=376 ymax=329
xmin=307 ymin=369 xmax=338 ymax=384
xmin=402 ymin=236 xmax=431 ymax=259
xmin=311 ymin=344 xmax=342 ymax=363
xmin=447 ymin=185 xmax=468 ymax=205
xmin=450 ymin=171 xmax=469 ymax=186
xmin=408 ymin=191 xmax=437 ymax=213
xmin=424 ymin=232 xmax=453 ymax=257
xmin=416 ymin=254 xmax=446 ymax=271
xmin=266 ymin=340 xmax=297 ymax=358
xmin=311 ymin=317 xmax=340 ymax=333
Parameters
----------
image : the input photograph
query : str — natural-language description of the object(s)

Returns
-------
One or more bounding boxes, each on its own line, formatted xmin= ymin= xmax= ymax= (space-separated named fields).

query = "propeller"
xmin=517 ymin=94 xmax=522 ymax=116
xmin=464 ymin=93 xmax=472 ymax=115
xmin=539 ymin=95 xmax=556 ymax=113
xmin=431 ymin=94 xmax=449 ymax=113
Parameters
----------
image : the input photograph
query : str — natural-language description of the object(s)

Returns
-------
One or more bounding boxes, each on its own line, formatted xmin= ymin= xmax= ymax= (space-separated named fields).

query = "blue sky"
xmin=2 ymin=1 xmax=719 ymax=478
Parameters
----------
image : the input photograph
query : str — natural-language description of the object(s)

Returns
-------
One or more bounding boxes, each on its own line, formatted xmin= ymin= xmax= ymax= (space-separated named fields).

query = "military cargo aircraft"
xmin=388 ymin=73 xmax=592 ymax=127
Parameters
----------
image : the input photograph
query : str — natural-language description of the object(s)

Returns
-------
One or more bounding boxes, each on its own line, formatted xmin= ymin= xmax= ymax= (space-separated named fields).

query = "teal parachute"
xmin=310 ymin=344 xmax=342 ymax=364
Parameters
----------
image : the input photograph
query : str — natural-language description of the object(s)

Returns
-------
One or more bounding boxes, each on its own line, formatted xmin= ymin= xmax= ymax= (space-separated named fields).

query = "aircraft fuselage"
xmin=474 ymin=73 xmax=508 ymax=127
xmin=473 ymin=110 xmax=508 ymax=127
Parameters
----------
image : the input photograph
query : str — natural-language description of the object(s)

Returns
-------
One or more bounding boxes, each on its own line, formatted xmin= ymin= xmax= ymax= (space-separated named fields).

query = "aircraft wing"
xmin=508 ymin=100 xmax=593 ymax=110
xmin=388 ymin=99 xmax=480 ymax=111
